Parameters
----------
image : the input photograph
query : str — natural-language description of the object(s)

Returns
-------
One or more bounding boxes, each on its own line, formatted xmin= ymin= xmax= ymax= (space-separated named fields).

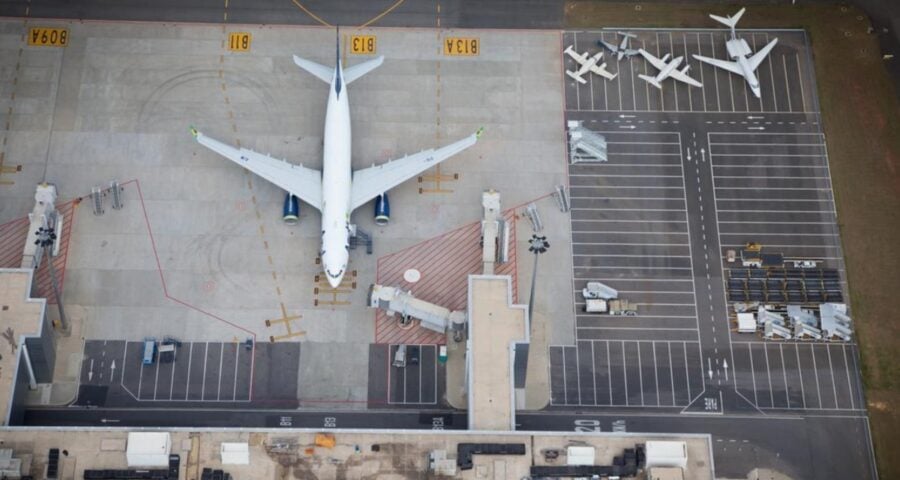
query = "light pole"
xmin=527 ymin=234 xmax=550 ymax=322
xmin=35 ymin=224 xmax=70 ymax=336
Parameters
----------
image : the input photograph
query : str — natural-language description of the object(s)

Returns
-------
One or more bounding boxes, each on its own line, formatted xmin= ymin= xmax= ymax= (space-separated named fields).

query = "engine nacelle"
xmin=373 ymin=193 xmax=390 ymax=226
xmin=282 ymin=193 xmax=300 ymax=225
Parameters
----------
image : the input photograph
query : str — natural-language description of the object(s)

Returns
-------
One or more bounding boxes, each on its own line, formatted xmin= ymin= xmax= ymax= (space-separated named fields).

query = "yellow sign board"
xmin=443 ymin=37 xmax=479 ymax=56
xmin=228 ymin=32 xmax=252 ymax=52
xmin=28 ymin=27 xmax=68 ymax=47
xmin=349 ymin=35 xmax=376 ymax=55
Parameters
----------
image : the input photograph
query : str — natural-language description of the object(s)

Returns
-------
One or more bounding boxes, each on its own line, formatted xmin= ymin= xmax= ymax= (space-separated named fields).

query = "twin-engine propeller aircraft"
xmin=564 ymin=45 xmax=617 ymax=83
xmin=692 ymin=7 xmax=778 ymax=99
xmin=191 ymin=32 xmax=482 ymax=288
xmin=598 ymin=31 xmax=639 ymax=61
xmin=637 ymin=49 xmax=703 ymax=89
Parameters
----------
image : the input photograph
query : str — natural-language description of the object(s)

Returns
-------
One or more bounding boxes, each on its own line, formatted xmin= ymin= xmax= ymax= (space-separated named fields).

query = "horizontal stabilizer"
xmin=293 ymin=55 xmax=334 ymax=84
xmin=344 ymin=55 xmax=385 ymax=84
xmin=710 ymin=7 xmax=745 ymax=29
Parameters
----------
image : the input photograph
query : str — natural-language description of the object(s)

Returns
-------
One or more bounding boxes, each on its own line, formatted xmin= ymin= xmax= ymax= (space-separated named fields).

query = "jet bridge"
xmin=368 ymin=284 xmax=466 ymax=334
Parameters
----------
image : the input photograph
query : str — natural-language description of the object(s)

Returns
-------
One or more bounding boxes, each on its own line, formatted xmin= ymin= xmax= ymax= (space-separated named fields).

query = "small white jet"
xmin=191 ymin=34 xmax=482 ymax=288
xmin=598 ymin=32 xmax=639 ymax=61
xmin=637 ymin=49 xmax=703 ymax=89
xmin=692 ymin=8 xmax=778 ymax=98
xmin=564 ymin=45 xmax=617 ymax=84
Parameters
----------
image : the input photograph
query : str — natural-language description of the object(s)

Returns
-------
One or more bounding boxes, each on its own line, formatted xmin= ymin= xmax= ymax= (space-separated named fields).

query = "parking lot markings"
xmin=606 ymin=341 xmax=613 ymax=404
xmin=780 ymin=343 xmax=791 ymax=407
xmin=827 ymin=344 xmax=840 ymax=409
xmin=668 ymin=342 xmax=677 ymax=405
xmin=843 ymin=345 xmax=855 ymax=410
xmin=153 ymin=355 xmax=161 ymax=400
xmin=233 ymin=344 xmax=240 ymax=401
xmin=591 ymin=340 xmax=598 ymax=405
xmin=764 ymin=344 xmax=774 ymax=407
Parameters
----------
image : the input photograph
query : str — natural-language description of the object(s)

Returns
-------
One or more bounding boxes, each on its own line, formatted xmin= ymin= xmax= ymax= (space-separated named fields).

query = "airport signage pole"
xmin=35 ymin=224 xmax=70 ymax=336
xmin=527 ymin=235 xmax=550 ymax=322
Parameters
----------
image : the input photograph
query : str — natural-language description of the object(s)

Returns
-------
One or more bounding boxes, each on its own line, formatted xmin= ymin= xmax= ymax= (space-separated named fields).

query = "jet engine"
xmin=282 ymin=193 xmax=300 ymax=225
xmin=374 ymin=193 xmax=390 ymax=226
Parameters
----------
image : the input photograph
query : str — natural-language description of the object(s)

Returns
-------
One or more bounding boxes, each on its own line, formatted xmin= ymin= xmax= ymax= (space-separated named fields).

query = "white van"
xmin=393 ymin=345 xmax=407 ymax=368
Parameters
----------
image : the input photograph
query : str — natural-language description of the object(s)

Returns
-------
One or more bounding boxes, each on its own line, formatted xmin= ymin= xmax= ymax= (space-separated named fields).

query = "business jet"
xmin=637 ymin=49 xmax=703 ymax=89
xmin=692 ymin=8 xmax=778 ymax=99
xmin=191 ymin=35 xmax=482 ymax=288
xmin=564 ymin=45 xmax=617 ymax=84
xmin=598 ymin=32 xmax=639 ymax=61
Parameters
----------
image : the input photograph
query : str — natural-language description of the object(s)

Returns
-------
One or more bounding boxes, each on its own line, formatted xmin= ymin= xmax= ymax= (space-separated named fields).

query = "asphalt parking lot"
xmin=77 ymin=339 xmax=299 ymax=408
xmin=553 ymin=27 xmax=858 ymax=417
xmin=367 ymin=344 xmax=444 ymax=408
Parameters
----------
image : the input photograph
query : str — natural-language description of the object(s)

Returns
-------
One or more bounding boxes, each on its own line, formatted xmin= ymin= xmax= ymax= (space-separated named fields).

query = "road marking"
xmin=591 ymin=340 xmax=598 ymax=405
xmin=684 ymin=341 xmax=692 ymax=400
xmin=668 ymin=342 xmax=677 ymax=405
xmin=782 ymin=54 xmax=792 ymax=112
xmin=622 ymin=341 xmax=629 ymax=405
xmin=652 ymin=341 xmax=661 ymax=406
xmin=795 ymin=54 xmax=806 ymax=112
xmin=637 ymin=341 xmax=645 ymax=406
xmin=562 ymin=346 xmax=568 ymax=404
xmin=606 ymin=340 xmax=613 ymax=405
xmin=233 ymin=343 xmax=241 ymax=401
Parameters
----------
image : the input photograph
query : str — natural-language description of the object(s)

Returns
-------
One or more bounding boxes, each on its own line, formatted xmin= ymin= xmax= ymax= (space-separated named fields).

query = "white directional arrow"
xmin=100 ymin=418 xmax=120 ymax=424
xmin=110 ymin=360 xmax=117 ymax=382
xmin=686 ymin=149 xmax=692 ymax=162
xmin=88 ymin=359 xmax=94 ymax=382
xmin=748 ymin=126 xmax=766 ymax=131
xmin=707 ymin=357 xmax=713 ymax=380
xmin=747 ymin=115 xmax=764 ymax=119
xmin=619 ymin=114 xmax=635 ymax=119
xmin=619 ymin=125 xmax=636 ymax=130
xmin=723 ymin=359 xmax=729 ymax=381
xmin=700 ymin=148 xmax=707 ymax=163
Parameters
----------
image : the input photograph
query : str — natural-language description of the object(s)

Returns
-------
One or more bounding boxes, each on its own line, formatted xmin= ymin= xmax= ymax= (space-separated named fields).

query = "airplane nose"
xmin=327 ymin=274 xmax=342 ymax=289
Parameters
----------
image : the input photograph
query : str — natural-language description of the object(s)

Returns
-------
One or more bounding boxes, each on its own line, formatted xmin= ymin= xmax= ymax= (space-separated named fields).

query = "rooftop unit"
xmin=764 ymin=321 xmax=792 ymax=339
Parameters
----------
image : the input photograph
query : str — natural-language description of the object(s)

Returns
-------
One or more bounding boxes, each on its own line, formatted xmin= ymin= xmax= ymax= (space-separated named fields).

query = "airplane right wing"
xmin=669 ymin=68 xmax=703 ymax=88
xmin=598 ymin=40 xmax=618 ymax=54
xmin=191 ymin=128 xmax=323 ymax=211
xmin=692 ymin=54 xmax=743 ymax=75
xmin=589 ymin=63 xmax=617 ymax=81
xmin=564 ymin=47 xmax=588 ymax=64
xmin=349 ymin=129 xmax=482 ymax=211
xmin=638 ymin=49 xmax=669 ymax=71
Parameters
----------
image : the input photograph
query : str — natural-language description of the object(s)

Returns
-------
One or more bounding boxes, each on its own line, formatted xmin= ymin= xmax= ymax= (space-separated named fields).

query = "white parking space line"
xmin=606 ymin=341 xmax=613 ymax=404
xmin=782 ymin=54 xmax=792 ymax=112
xmin=795 ymin=54 xmax=806 ymax=112
xmin=827 ymin=345 xmax=839 ymax=408
xmin=201 ymin=342 xmax=209 ymax=401
xmin=764 ymin=345 xmax=774 ymax=407
xmin=780 ymin=343 xmax=790 ymax=407
xmin=843 ymin=345 xmax=855 ymax=409
xmin=795 ymin=344 xmax=807 ymax=409
xmin=185 ymin=342 xmax=193 ymax=401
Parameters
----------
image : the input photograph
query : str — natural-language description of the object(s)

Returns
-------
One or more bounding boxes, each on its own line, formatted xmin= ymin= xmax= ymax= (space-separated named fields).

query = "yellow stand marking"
xmin=265 ymin=303 xmax=306 ymax=342
xmin=418 ymin=164 xmax=458 ymax=194
xmin=313 ymin=265 xmax=357 ymax=306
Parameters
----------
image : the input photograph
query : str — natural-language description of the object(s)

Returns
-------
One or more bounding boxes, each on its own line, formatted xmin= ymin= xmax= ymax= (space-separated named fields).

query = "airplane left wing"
xmin=350 ymin=129 xmax=482 ymax=211
xmin=638 ymin=49 xmax=668 ymax=71
xmin=669 ymin=68 xmax=703 ymax=88
xmin=191 ymin=127 xmax=323 ymax=211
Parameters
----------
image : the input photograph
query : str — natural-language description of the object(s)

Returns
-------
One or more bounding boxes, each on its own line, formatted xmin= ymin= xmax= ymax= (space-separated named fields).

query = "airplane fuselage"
xmin=321 ymin=62 xmax=352 ymax=287
xmin=732 ymin=53 xmax=761 ymax=98
xmin=657 ymin=56 xmax=683 ymax=81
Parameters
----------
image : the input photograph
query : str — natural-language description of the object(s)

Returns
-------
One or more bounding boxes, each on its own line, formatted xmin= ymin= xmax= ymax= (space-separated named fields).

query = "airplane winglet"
xmin=189 ymin=125 xmax=199 ymax=138
xmin=476 ymin=127 xmax=485 ymax=139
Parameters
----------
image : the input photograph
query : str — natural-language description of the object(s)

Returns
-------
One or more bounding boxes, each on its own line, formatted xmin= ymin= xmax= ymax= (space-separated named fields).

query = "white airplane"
xmin=637 ymin=49 xmax=703 ymax=89
xmin=191 ymin=34 xmax=482 ymax=288
xmin=692 ymin=8 xmax=778 ymax=98
xmin=564 ymin=45 xmax=617 ymax=84
xmin=598 ymin=32 xmax=639 ymax=61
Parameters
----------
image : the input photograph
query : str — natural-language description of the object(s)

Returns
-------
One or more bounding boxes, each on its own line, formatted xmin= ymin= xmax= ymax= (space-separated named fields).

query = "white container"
xmin=645 ymin=441 xmax=688 ymax=469
xmin=221 ymin=443 xmax=250 ymax=465
xmin=126 ymin=432 xmax=171 ymax=467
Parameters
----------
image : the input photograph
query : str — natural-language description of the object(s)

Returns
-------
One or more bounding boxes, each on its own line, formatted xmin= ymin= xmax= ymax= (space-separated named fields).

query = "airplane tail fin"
xmin=638 ymin=74 xmax=662 ymax=89
xmin=710 ymin=7 xmax=745 ymax=30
